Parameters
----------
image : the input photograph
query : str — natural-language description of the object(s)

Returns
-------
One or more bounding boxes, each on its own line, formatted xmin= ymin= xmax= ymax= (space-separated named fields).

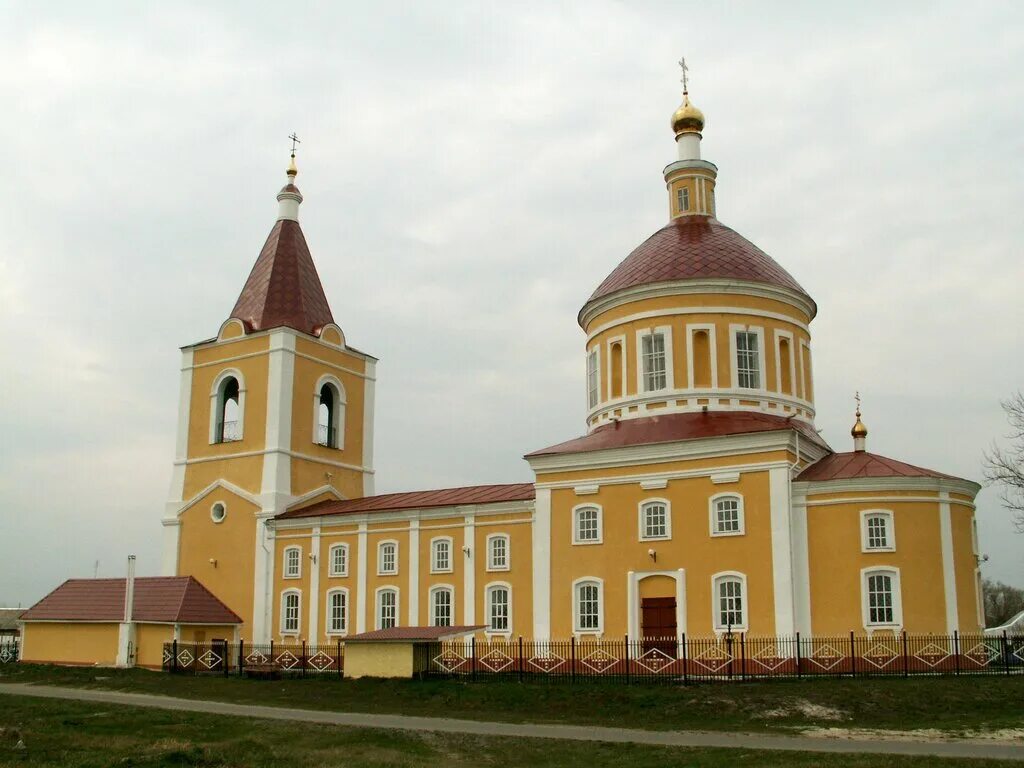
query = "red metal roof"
xmin=279 ymin=483 xmax=536 ymax=520
xmin=229 ymin=218 xmax=335 ymax=335
xmin=583 ymin=216 xmax=814 ymax=320
xmin=19 ymin=577 xmax=242 ymax=624
xmin=527 ymin=411 xmax=828 ymax=458
xmin=345 ymin=625 xmax=485 ymax=642
xmin=796 ymin=451 xmax=963 ymax=483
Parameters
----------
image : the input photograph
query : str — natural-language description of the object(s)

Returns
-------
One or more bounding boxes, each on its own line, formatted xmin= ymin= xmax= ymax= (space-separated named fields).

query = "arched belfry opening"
xmin=216 ymin=376 xmax=241 ymax=442
xmin=315 ymin=379 xmax=345 ymax=449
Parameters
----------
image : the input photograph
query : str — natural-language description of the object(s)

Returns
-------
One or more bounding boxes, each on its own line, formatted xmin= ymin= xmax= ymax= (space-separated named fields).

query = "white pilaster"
xmin=531 ymin=488 xmax=551 ymax=639
xmin=769 ymin=465 xmax=795 ymax=636
xmin=463 ymin=515 xmax=476 ymax=625
xmin=260 ymin=331 xmax=296 ymax=510
xmin=167 ymin=349 xmax=193 ymax=503
xmin=251 ymin=513 xmax=276 ymax=643
xmin=115 ymin=623 xmax=136 ymax=667
xmin=160 ymin=519 xmax=181 ymax=577
xmin=939 ymin=493 xmax=960 ymax=633
xmin=308 ymin=524 xmax=321 ymax=641
xmin=408 ymin=520 xmax=420 ymax=625
xmin=356 ymin=522 xmax=368 ymax=633
xmin=627 ymin=571 xmax=637 ymax=639
xmin=790 ymin=493 xmax=812 ymax=635
xmin=362 ymin=360 xmax=376 ymax=496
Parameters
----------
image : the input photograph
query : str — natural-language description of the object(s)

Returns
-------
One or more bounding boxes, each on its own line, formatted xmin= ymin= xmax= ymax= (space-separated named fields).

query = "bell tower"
xmin=161 ymin=150 xmax=377 ymax=642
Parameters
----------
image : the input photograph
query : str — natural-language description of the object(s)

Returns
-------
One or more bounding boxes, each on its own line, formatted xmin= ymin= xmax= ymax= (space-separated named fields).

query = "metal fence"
xmin=162 ymin=640 xmax=343 ymax=677
xmin=0 ymin=641 xmax=18 ymax=664
xmin=416 ymin=632 xmax=1024 ymax=683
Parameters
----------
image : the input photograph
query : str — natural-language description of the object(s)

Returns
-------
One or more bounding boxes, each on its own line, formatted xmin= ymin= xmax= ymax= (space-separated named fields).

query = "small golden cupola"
xmin=664 ymin=58 xmax=718 ymax=219
xmin=851 ymin=392 xmax=868 ymax=452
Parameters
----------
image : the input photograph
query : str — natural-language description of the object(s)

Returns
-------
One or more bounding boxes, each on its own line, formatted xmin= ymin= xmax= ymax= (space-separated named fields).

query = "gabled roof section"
xmin=796 ymin=451 xmax=966 ymax=483
xmin=280 ymin=483 xmax=535 ymax=520
xmin=345 ymin=625 xmax=485 ymax=642
xmin=229 ymin=219 xmax=335 ymax=335
xmin=526 ymin=411 xmax=828 ymax=458
xmin=19 ymin=577 xmax=241 ymax=624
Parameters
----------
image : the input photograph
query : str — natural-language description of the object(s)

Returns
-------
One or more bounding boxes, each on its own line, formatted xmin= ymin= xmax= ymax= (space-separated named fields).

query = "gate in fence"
xmin=162 ymin=640 xmax=343 ymax=677
xmin=417 ymin=631 xmax=1024 ymax=683
xmin=0 ymin=641 xmax=18 ymax=664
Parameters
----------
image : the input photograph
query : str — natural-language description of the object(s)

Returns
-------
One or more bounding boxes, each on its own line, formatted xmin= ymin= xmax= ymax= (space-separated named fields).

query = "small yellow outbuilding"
xmin=343 ymin=626 xmax=484 ymax=678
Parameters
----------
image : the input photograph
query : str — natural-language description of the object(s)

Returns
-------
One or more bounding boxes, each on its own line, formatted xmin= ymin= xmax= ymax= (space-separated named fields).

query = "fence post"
xmin=270 ymin=639 xmax=275 ymax=667
xmin=570 ymin=636 xmax=576 ymax=684
xmin=902 ymin=631 xmax=909 ymax=678
xmin=471 ymin=636 xmax=477 ymax=682
xmin=726 ymin=633 xmax=734 ymax=680
xmin=1004 ymin=631 xmax=1011 ymax=676
xmin=849 ymin=631 xmax=856 ymax=678
xmin=740 ymin=633 xmax=746 ymax=681
xmin=681 ymin=632 xmax=688 ymax=685
xmin=518 ymin=636 xmax=524 ymax=683
xmin=953 ymin=631 xmax=960 ymax=676
xmin=239 ymin=639 xmax=245 ymax=677
xmin=623 ymin=635 xmax=629 ymax=685
xmin=172 ymin=639 xmax=178 ymax=673
xmin=302 ymin=640 xmax=307 ymax=678
xmin=795 ymin=632 xmax=802 ymax=679
xmin=338 ymin=639 xmax=343 ymax=679
xmin=224 ymin=639 xmax=230 ymax=678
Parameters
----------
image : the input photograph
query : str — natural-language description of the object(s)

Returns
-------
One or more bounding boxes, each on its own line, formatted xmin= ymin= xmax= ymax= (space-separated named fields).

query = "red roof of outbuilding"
xmin=229 ymin=218 xmax=335 ymax=335
xmin=796 ymin=451 xmax=964 ymax=483
xmin=279 ymin=483 xmax=536 ymax=520
xmin=583 ymin=216 xmax=814 ymax=321
xmin=527 ymin=411 xmax=828 ymax=458
xmin=345 ymin=625 xmax=485 ymax=642
xmin=19 ymin=577 xmax=242 ymax=624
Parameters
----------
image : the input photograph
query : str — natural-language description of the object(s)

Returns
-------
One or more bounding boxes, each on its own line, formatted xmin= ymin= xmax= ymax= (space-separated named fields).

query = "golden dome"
xmin=851 ymin=411 xmax=868 ymax=438
xmin=287 ymin=154 xmax=298 ymax=177
xmin=672 ymin=93 xmax=705 ymax=135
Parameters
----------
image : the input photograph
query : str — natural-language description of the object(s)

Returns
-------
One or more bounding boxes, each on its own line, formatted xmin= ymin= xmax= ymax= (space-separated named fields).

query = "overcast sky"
xmin=1 ymin=1 xmax=1022 ymax=607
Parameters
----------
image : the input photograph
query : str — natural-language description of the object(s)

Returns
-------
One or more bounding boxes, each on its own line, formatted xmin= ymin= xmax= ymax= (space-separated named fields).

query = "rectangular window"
xmin=715 ymin=499 xmax=741 ymax=534
xmin=431 ymin=589 xmax=452 ymax=627
xmin=330 ymin=545 xmax=347 ymax=577
xmin=867 ymin=573 xmax=894 ymax=624
xmin=677 ymin=187 xmax=690 ymax=212
xmin=587 ymin=349 xmax=599 ymax=408
xmin=488 ymin=536 xmax=508 ymax=570
xmin=282 ymin=593 xmax=299 ymax=633
xmin=488 ymin=587 xmax=509 ymax=632
xmin=574 ymin=507 xmax=600 ymax=543
xmin=866 ymin=517 xmax=888 ymax=549
xmin=641 ymin=332 xmax=667 ymax=392
xmin=576 ymin=583 xmax=601 ymax=630
xmin=328 ymin=591 xmax=346 ymax=633
xmin=378 ymin=590 xmax=397 ymax=629
xmin=735 ymin=331 xmax=760 ymax=389
xmin=379 ymin=543 xmax=397 ymax=575
xmin=717 ymin=579 xmax=744 ymax=629
xmin=642 ymin=503 xmax=668 ymax=539
xmin=432 ymin=540 xmax=450 ymax=572
xmin=284 ymin=548 xmax=301 ymax=578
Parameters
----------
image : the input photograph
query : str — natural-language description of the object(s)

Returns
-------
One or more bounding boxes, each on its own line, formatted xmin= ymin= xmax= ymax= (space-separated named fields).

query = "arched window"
xmin=210 ymin=371 xmax=245 ymax=444
xmin=313 ymin=376 xmax=346 ymax=449
xmin=610 ymin=341 xmax=623 ymax=398
xmin=431 ymin=537 xmax=452 ymax=573
xmin=862 ymin=567 xmax=902 ymax=629
xmin=430 ymin=585 xmax=454 ymax=627
xmin=280 ymin=590 xmax=301 ymax=635
xmin=328 ymin=543 xmax=349 ymax=577
xmin=486 ymin=534 xmax=509 ymax=571
xmin=377 ymin=540 xmax=398 ymax=576
xmin=326 ymin=589 xmax=348 ymax=635
xmin=486 ymin=583 xmax=511 ymax=634
xmin=573 ymin=578 xmax=603 ymax=633
xmin=712 ymin=572 xmax=747 ymax=632
xmin=710 ymin=494 xmax=745 ymax=536
xmin=572 ymin=505 xmax=602 ymax=545
xmin=861 ymin=510 xmax=895 ymax=552
xmin=638 ymin=499 xmax=671 ymax=541
xmin=376 ymin=587 xmax=399 ymax=630
xmin=586 ymin=348 xmax=599 ymax=409
xmin=283 ymin=546 xmax=302 ymax=579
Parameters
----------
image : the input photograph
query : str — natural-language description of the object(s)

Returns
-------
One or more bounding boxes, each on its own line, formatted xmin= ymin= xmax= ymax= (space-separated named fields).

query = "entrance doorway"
xmin=641 ymin=596 xmax=677 ymax=656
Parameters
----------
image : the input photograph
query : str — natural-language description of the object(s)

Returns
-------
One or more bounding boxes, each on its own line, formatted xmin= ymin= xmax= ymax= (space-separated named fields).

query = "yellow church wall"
xmin=21 ymin=623 xmax=119 ymax=666
xmin=272 ymin=534 xmax=311 ymax=642
xmin=178 ymin=625 xmax=236 ymax=643
xmin=951 ymin=507 xmax=983 ymax=632
xmin=134 ymin=623 xmax=173 ymax=668
xmin=473 ymin=517 xmax=534 ymax=638
xmin=317 ymin=530 xmax=359 ymax=642
xmin=365 ymin=526 xmax=411 ymax=630
xmin=176 ymin=488 xmax=259 ymax=641
xmin=806 ymin=499 xmax=948 ymax=634
xmin=182 ymin=456 xmax=265 ymax=499
xmin=534 ymin=450 xmax=793 ymax=487
xmin=290 ymin=461 xmax=365 ymax=503
xmin=420 ymin=517 xmax=464 ymax=626
xmin=547 ymin=469 xmax=776 ymax=637
xmin=293 ymin=336 xmax=367 ymax=375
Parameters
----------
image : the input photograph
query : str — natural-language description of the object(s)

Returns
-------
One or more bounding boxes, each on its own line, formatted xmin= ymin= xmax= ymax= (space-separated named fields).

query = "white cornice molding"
xmin=792 ymin=475 xmax=981 ymax=498
xmin=170 ymin=479 xmax=263 ymax=518
xmin=182 ymin=325 xmax=379 ymax=364
xmin=579 ymin=279 xmax=817 ymax=330
xmin=273 ymin=499 xmax=535 ymax=529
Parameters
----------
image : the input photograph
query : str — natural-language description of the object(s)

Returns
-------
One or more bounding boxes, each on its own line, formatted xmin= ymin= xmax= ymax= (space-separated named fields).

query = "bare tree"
xmin=984 ymin=392 xmax=1024 ymax=532
xmin=983 ymin=579 xmax=1024 ymax=627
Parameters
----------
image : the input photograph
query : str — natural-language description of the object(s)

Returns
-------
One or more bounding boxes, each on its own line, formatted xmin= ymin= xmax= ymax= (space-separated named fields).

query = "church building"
xmin=159 ymin=77 xmax=984 ymax=647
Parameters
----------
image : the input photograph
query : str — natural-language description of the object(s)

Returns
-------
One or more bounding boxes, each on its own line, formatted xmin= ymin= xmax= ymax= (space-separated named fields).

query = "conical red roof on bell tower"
xmin=228 ymin=158 xmax=335 ymax=335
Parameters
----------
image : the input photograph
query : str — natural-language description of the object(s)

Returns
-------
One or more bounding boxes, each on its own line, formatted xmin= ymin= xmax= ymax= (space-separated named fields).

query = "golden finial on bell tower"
xmin=851 ymin=391 xmax=868 ymax=452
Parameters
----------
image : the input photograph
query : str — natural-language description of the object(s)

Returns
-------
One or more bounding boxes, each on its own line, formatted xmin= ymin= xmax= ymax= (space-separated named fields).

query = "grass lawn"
xmin=3 ymin=663 xmax=1022 ymax=737
xmin=0 ymin=695 xmax=1020 ymax=768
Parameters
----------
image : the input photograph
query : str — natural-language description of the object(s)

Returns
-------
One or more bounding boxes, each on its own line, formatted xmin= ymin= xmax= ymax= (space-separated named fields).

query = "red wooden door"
xmin=641 ymin=597 xmax=677 ymax=656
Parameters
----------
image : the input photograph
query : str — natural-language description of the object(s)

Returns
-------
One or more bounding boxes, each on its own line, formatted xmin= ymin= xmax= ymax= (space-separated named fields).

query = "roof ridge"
xmin=172 ymin=577 xmax=193 ymax=623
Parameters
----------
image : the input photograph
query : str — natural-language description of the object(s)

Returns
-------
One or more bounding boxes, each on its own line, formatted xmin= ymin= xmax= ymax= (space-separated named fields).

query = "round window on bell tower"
xmin=210 ymin=502 xmax=227 ymax=523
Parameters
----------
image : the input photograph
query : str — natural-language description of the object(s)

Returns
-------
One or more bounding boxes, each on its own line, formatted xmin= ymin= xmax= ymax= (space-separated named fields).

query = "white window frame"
xmin=572 ymin=577 xmax=604 ymax=635
xmin=860 ymin=510 xmax=895 ymax=552
xmin=572 ymin=504 xmax=603 ymax=545
xmin=283 ymin=545 xmax=302 ymax=579
xmin=638 ymin=498 xmax=671 ymax=541
xmin=430 ymin=536 xmax=453 ymax=574
xmin=485 ymin=582 xmax=512 ymax=636
xmin=709 ymin=493 xmax=745 ymax=537
xmin=635 ymin=326 xmax=674 ymax=393
xmin=325 ymin=587 xmax=348 ymax=636
xmin=677 ymin=185 xmax=690 ymax=212
xmin=685 ymin=323 xmax=719 ymax=389
xmin=377 ymin=539 xmax=398 ymax=576
xmin=209 ymin=368 xmax=246 ymax=444
xmin=586 ymin=346 xmax=600 ymax=410
xmin=375 ymin=586 xmax=400 ymax=630
xmin=861 ymin=567 xmax=903 ymax=631
xmin=799 ymin=338 xmax=813 ymax=402
xmin=328 ymin=543 xmax=349 ymax=577
xmin=605 ymin=334 xmax=627 ymax=400
xmin=429 ymin=584 xmax=455 ymax=627
xmin=712 ymin=571 xmax=748 ymax=632
xmin=773 ymin=329 xmax=797 ymax=396
xmin=280 ymin=589 xmax=301 ymax=636
xmin=729 ymin=325 xmax=765 ymax=391
xmin=312 ymin=374 xmax=347 ymax=450
xmin=486 ymin=533 xmax=510 ymax=572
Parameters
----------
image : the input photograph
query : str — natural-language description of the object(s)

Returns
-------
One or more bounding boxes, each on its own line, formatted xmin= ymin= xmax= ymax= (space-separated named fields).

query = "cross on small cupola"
xmin=851 ymin=391 xmax=868 ymax=452
xmin=287 ymin=132 xmax=301 ymax=178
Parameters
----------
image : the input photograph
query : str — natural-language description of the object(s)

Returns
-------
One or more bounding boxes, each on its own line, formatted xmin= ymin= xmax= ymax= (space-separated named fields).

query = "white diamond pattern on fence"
xmin=434 ymin=648 xmax=467 ymax=673
xmin=176 ymin=649 xmax=195 ymax=667
xmin=964 ymin=641 xmax=1000 ymax=667
xmin=478 ymin=649 xmax=515 ymax=673
xmin=275 ymin=650 xmax=300 ymax=670
xmin=635 ymin=647 xmax=674 ymax=673
xmin=307 ymin=651 xmax=335 ymax=672
xmin=527 ymin=653 xmax=565 ymax=673
xmin=806 ymin=643 xmax=844 ymax=672
xmin=913 ymin=642 xmax=951 ymax=668
xmin=750 ymin=645 xmax=789 ymax=672
xmin=690 ymin=644 xmax=732 ymax=673
xmin=580 ymin=648 xmax=617 ymax=673
xmin=0 ymin=647 xmax=16 ymax=664
xmin=245 ymin=651 xmax=269 ymax=666
xmin=862 ymin=642 xmax=900 ymax=670
xmin=198 ymin=650 xmax=222 ymax=669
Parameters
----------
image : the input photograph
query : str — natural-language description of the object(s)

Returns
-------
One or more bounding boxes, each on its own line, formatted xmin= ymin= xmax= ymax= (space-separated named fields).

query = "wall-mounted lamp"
xmin=309 ymin=553 xmax=317 ymax=564
xmin=647 ymin=548 xmax=657 ymax=562
xmin=462 ymin=546 xmax=471 ymax=557
xmin=208 ymin=558 xmax=218 ymax=568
